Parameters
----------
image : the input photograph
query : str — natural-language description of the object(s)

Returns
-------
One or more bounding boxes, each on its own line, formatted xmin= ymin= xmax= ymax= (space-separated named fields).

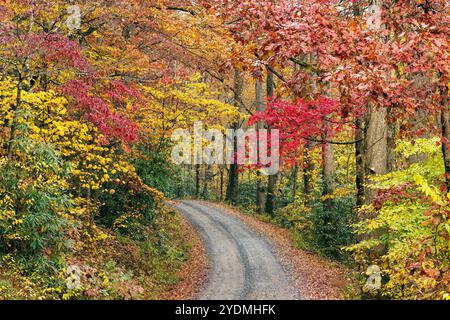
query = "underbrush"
xmin=289 ymin=196 xmax=356 ymax=264
xmin=0 ymin=205 xmax=191 ymax=300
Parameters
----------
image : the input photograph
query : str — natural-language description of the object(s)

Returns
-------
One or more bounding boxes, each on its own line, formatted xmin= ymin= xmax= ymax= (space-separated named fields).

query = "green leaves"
xmin=347 ymin=137 xmax=450 ymax=299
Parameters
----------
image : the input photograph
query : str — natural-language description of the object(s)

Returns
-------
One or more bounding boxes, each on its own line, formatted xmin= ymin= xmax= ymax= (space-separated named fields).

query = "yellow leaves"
xmin=396 ymin=137 xmax=441 ymax=159
xmin=0 ymin=209 xmax=15 ymax=222
xmin=70 ymin=206 xmax=87 ymax=218
xmin=93 ymin=231 xmax=108 ymax=242
xmin=12 ymin=219 xmax=23 ymax=226
xmin=0 ymin=157 xmax=7 ymax=169
xmin=139 ymin=75 xmax=241 ymax=143
xmin=413 ymin=173 xmax=444 ymax=205
xmin=0 ymin=78 xmax=17 ymax=127
xmin=112 ymin=212 xmax=144 ymax=232
xmin=0 ymin=78 xmax=140 ymax=197
xmin=367 ymin=219 xmax=380 ymax=231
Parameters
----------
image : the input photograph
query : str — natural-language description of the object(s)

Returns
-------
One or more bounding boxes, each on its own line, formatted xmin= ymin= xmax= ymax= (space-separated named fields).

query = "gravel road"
xmin=174 ymin=200 xmax=298 ymax=300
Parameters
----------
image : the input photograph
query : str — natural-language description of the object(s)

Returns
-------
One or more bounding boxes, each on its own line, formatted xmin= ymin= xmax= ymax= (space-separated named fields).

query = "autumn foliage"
xmin=0 ymin=0 xmax=449 ymax=300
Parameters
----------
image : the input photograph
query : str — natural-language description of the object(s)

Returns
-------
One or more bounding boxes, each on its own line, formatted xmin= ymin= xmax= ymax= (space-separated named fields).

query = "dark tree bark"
xmin=292 ymin=164 xmax=298 ymax=199
xmin=303 ymin=141 xmax=314 ymax=204
xmin=220 ymin=166 xmax=224 ymax=201
xmin=256 ymin=78 xmax=266 ymax=214
xmin=355 ymin=117 xmax=365 ymax=207
xmin=195 ymin=164 xmax=201 ymax=198
xmin=321 ymin=121 xmax=335 ymax=202
xmin=226 ymin=160 xmax=239 ymax=204
xmin=202 ymin=165 xmax=211 ymax=199
xmin=387 ymin=114 xmax=396 ymax=173
xmin=226 ymin=68 xmax=243 ymax=205
xmin=265 ymin=70 xmax=277 ymax=215
xmin=440 ymin=85 xmax=450 ymax=190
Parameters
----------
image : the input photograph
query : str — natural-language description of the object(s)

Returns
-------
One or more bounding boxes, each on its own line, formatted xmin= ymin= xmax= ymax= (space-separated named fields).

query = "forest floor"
xmin=173 ymin=200 xmax=353 ymax=300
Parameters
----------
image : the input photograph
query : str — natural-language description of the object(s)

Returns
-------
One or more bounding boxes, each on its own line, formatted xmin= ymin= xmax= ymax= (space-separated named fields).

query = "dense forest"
xmin=0 ymin=0 xmax=449 ymax=300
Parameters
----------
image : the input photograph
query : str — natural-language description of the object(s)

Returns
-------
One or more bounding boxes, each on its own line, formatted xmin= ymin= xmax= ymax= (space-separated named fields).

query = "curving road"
xmin=174 ymin=200 xmax=298 ymax=300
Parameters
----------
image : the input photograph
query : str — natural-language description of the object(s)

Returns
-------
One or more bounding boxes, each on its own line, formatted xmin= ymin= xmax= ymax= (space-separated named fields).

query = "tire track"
xmin=174 ymin=200 xmax=298 ymax=300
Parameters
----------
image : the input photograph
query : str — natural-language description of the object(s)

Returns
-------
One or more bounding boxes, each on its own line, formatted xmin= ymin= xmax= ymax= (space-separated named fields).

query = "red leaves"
xmin=249 ymin=96 xmax=340 ymax=163
xmin=40 ymin=33 xmax=91 ymax=71
xmin=0 ymin=26 xmax=90 ymax=72
xmin=210 ymin=0 xmax=449 ymax=138
xmin=62 ymin=79 xmax=138 ymax=144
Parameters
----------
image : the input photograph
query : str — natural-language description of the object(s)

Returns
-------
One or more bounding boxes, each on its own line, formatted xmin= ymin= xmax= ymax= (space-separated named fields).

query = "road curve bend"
xmin=174 ymin=200 xmax=298 ymax=300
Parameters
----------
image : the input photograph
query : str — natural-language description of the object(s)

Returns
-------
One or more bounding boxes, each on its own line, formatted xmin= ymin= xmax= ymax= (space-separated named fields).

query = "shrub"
xmin=0 ymin=137 xmax=72 ymax=272
xmin=309 ymin=196 xmax=356 ymax=261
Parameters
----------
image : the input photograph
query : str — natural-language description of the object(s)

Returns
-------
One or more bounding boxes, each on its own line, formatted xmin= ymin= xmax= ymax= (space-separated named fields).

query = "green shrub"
xmin=309 ymin=197 xmax=356 ymax=261
xmin=279 ymin=196 xmax=357 ymax=263
xmin=0 ymin=137 xmax=72 ymax=272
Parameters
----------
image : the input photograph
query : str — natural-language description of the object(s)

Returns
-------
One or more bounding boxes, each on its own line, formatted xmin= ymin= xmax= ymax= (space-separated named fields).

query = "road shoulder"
xmin=158 ymin=203 xmax=208 ymax=300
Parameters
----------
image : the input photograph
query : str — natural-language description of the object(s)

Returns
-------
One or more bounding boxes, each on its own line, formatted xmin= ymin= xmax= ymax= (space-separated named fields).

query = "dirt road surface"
xmin=174 ymin=200 xmax=298 ymax=300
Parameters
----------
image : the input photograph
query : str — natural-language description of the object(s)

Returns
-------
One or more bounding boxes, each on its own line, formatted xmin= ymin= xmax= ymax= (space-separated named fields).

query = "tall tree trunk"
xmin=292 ymin=164 xmax=298 ymax=200
xmin=202 ymin=165 xmax=210 ymax=199
xmin=364 ymin=105 xmax=388 ymax=203
xmin=266 ymin=174 xmax=278 ymax=214
xmin=195 ymin=164 xmax=201 ymax=198
xmin=255 ymin=78 xmax=266 ymax=214
xmin=226 ymin=68 xmax=243 ymax=205
xmin=387 ymin=108 xmax=396 ymax=173
xmin=440 ymin=85 xmax=450 ymax=190
xmin=265 ymin=70 xmax=277 ymax=215
xmin=220 ymin=166 xmax=224 ymax=201
xmin=226 ymin=162 xmax=239 ymax=204
xmin=303 ymin=142 xmax=314 ymax=204
xmin=350 ymin=0 xmax=367 ymax=208
xmin=407 ymin=108 xmax=429 ymax=166
xmin=355 ymin=117 xmax=365 ymax=207
xmin=321 ymin=120 xmax=335 ymax=204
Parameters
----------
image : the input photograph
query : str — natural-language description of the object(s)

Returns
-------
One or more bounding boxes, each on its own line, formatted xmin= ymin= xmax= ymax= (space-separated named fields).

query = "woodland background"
xmin=0 ymin=0 xmax=449 ymax=300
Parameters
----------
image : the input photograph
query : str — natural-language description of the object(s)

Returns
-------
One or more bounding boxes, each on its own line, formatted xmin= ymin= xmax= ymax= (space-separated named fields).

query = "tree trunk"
xmin=292 ymin=164 xmax=298 ymax=200
xmin=364 ymin=105 xmax=388 ymax=203
xmin=220 ymin=167 xmax=224 ymax=201
xmin=255 ymin=78 xmax=266 ymax=214
xmin=321 ymin=121 xmax=335 ymax=202
xmin=355 ymin=117 xmax=365 ymax=207
xmin=303 ymin=142 xmax=314 ymax=204
xmin=440 ymin=85 xmax=450 ymax=190
xmin=407 ymin=108 xmax=429 ymax=166
xmin=226 ymin=163 xmax=239 ymax=204
xmin=226 ymin=68 xmax=243 ymax=205
xmin=195 ymin=164 xmax=201 ymax=198
xmin=265 ymin=70 xmax=277 ymax=215
xmin=202 ymin=165 xmax=210 ymax=199
xmin=387 ymin=110 xmax=396 ymax=173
